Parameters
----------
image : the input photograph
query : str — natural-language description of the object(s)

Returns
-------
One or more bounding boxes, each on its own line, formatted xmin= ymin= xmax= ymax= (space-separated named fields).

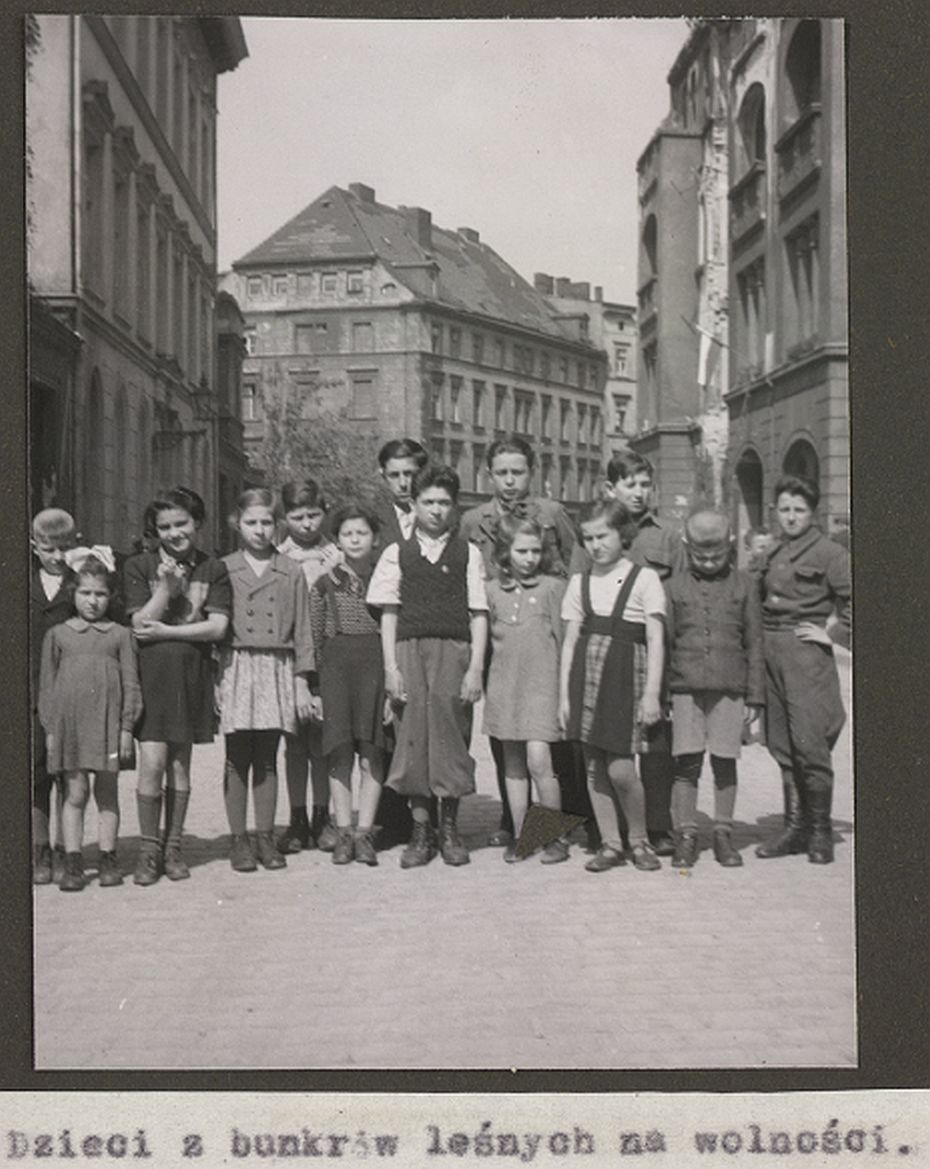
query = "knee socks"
xmin=163 ymin=787 xmax=190 ymax=850
xmin=136 ymin=792 xmax=163 ymax=852
xmin=225 ymin=731 xmax=280 ymax=835
xmin=710 ymin=755 xmax=737 ymax=827
xmin=671 ymin=754 xmax=738 ymax=831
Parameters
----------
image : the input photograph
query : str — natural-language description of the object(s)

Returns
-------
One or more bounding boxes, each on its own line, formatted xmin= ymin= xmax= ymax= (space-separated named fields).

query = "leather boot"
xmin=755 ymin=772 xmax=809 ymax=858
xmin=332 ymin=827 xmax=354 ymax=865
xmin=98 ymin=850 xmax=124 ymax=887
xmin=33 ymin=843 xmax=53 ymax=885
xmin=400 ymin=821 xmax=435 ymax=869
xmin=255 ymin=831 xmax=287 ymax=870
xmin=59 ymin=851 xmax=85 ymax=892
xmin=229 ymin=833 xmax=257 ymax=872
xmin=672 ymin=830 xmax=699 ymax=868
xmin=439 ymin=799 xmax=470 ymax=866
xmin=353 ymin=828 xmax=378 ymax=867
xmin=806 ymin=785 xmax=835 ymax=865
xmin=713 ymin=827 xmax=743 ymax=867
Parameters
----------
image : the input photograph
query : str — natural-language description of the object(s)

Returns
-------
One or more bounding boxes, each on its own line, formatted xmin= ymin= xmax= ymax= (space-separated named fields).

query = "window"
xmin=136 ymin=200 xmax=150 ymax=340
xmin=244 ymin=328 xmax=257 ymax=356
xmin=449 ymin=327 xmax=462 ymax=359
xmin=200 ymin=114 xmax=211 ymax=209
xmin=540 ymin=454 xmax=553 ymax=498
xmin=431 ymin=321 xmax=443 ymax=354
xmin=297 ymin=274 xmax=313 ymax=298
xmin=187 ymin=271 xmax=197 ymax=376
xmin=347 ymin=271 xmax=364 ymax=295
xmin=591 ymin=407 xmax=602 ymax=447
xmin=494 ymin=384 xmax=508 ymax=430
xmin=642 ymin=214 xmax=658 ymax=277
xmin=431 ymin=377 xmax=444 ymax=422
xmin=495 ymin=338 xmax=506 ymax=368
xmin=449 ymin=441 xmax=463 ymax=475
xmin=512 ymin=344 xmax=523 ymax=373
xmin=81 ymin=134 xmax=105 ymax=297
xmin=472 ymin=445 xmax=486 ymax=491
xmin=310 ymin=322 xmax=331 ymax=353
xmin=247 ymin=276 xmax=263 ymax=299
xmin=155 ymin=222 xmax=168 ymax=351
xmin=737 ymin=83 xmax=767 ymax=173
xmin=560 ymin=400 xmax=572 ymax=443
xmin=560 ymin=457 xmax=573 ymax=501
xmin=472 ymin=380 xmax=485 ymax=427
xmin=155 ymin=20 xmax=169 ymax=125
xmin=472 ymin=332 xmax=485 ymax=365
xmin=577 ymin=404 xmax=588 ymax=445
xmin=541 ymin=394 xmax=552 ymax=439
xmin=350 ymin=371 xmax=376 ymax=419
xmin=172 ymin=246 xmax=184 ymax=363
xmin=172 ymin=46 xmax=185 ymax=159
xmin=242 ymin=382 xmax=260 ymax=421
xmin=513 ymin=391 xmax=534 ymax=434
xmin=737 ymin=258 xmax=766 ymax=376
xmin=614 ymin=344 xmax=629 ymax=377
xmin=321 ymin=273 xmax=338 ymax=296
xmin=380 ymin=281 xmax=397 ymax=296
xmin=784 ymin=219 xmax=818 ymax=352
xmin=352 ymin=321 xmax=374 ymax=351
xmin=559 ymin=356 xmax=569 ymax=384
xmin=272 ymin=275 xmax=288 ymax=298
xmin=540 ymin=352 xmax=551 ymax=381
xmin=784 ymin=20 xmax=822 ymax=127
xmin=612 ymin=395 xmax=627 ymax=434
xmin=525 ymin=349 xmax=536 ymax=376
xmin=450 ymin=376 xmax=463 ymax=423
xmin=295 ymin=325 xmax=314 ymax=355
xmin=187 ymin=83 xmax=198 ymax=188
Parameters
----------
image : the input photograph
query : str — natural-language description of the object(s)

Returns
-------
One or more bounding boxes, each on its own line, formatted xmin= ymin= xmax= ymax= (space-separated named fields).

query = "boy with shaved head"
xmin=664 ymin=509 xmax=764 ymax=867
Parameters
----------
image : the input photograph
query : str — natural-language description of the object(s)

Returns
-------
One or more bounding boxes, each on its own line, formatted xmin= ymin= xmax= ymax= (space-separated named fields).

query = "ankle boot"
xmin=278 ymin=809 xmax=313 ymax=854
xmin=59 ymin=851 xmax=85 ymax=892
xmin=98 ymin=850 xmax=124 ymax=887
xmin=255 ymin=831 xmax=287 ymax=870
xmin=33 ymin=843 xmax=53 ymax=885
xmin=353 ymin=827 xmax=378 ymax=867
xmin=400 ymin=821 xmax=435 ymax=869
xmin=230 ymin=833 xmax=257 ymax=872
xmin=672 ymin=830 xmax=699 ymax=867
xmin=756 ymin=773 xmax=809 ymax=858
xmin=806 ymin=785 xmax=835 ymax=864
xmin=713 ymin=827 xmax=743 ymax=867
xmin=439 ymin=800 xmax=470 ymax=866
xmin=133 ymin=844 xmax=162 ymax=886
xmin=332 ymin=827 xmax=354 ymax=865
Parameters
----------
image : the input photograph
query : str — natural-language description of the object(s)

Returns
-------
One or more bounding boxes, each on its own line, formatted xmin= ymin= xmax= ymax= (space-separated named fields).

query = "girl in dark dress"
xmin=309 ymin=504 xmax=388 ymax=866
xmin=122 ymin=488 xmax=231 ymax=886
xmin=559 ymin=500 xmax=667 ymax=874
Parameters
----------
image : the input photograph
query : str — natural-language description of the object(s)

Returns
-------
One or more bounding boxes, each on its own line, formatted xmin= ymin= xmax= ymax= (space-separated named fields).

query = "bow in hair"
xmin=65 ymin=544 xmax=116 ymax=575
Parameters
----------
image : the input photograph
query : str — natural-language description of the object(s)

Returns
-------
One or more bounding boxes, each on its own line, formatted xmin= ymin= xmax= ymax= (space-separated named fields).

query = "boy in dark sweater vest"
xmin=367 ymin=464 xmax=488 ymax=867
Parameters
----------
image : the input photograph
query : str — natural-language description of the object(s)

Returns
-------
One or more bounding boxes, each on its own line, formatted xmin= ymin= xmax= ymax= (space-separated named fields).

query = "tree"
xmin=249 ymin=370 xmax=383 ymax=506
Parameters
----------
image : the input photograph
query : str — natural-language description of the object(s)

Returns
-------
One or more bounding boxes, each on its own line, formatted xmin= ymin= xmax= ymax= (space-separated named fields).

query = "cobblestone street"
xmin=34 ymin=655 xmax=854 ymax=1070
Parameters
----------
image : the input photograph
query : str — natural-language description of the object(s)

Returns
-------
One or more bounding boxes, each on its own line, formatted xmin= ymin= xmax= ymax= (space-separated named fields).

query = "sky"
xmin=216 ymin=17 xmax=689 ymax=305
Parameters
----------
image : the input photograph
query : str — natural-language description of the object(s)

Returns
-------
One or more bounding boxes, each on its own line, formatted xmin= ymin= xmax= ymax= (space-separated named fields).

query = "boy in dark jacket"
xmin=665 ymin=510 xmax=763 ymax=867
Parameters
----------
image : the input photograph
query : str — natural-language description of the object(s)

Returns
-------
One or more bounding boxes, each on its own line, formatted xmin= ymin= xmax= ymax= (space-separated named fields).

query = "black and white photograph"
xmin=26 ymin=15 xmax=852 ymax=1071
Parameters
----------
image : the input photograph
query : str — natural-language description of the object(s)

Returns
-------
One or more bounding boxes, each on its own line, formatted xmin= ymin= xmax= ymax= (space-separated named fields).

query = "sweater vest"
xmin=397 ymin=536 xmax=470 ymax=642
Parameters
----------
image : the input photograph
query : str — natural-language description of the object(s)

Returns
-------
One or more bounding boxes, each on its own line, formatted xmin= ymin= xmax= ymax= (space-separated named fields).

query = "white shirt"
xmin=561 ymin=561 xmax=666 ymax=626
xmin=394 ymin=504 xmax=416 ymax=542
xmin=367 ymin=530 xmax=488 ymax=610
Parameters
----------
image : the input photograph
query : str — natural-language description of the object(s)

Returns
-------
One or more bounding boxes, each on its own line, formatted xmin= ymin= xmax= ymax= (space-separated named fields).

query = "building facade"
xmin=632 ymin=18 xmax=847 ymax=552
xmin=27 ymin=15 xmax=248 ymax=552
xmin=222 ymin=183 xmax=608 ymax=506
xmin=534 ymin=275 xmax=638 ymax=448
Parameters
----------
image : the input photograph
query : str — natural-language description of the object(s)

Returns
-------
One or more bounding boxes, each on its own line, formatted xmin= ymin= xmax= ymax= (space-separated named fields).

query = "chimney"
xmin=594 ymin=286 xmax=603 ymax=302
xmin=458 ymin=227 xmax=480 ymax=244
xmin=555 ymin=277 xmax=572 ymax=297
xmin=348 ymin=182 xmax=375 ymax=203
xmin=570 ymin=281 xmax=591 ymax=300
xmin=534 ymin=272 xmax=554 ymax=295
xmin=402 ymin=206 xmax=432 ymax=248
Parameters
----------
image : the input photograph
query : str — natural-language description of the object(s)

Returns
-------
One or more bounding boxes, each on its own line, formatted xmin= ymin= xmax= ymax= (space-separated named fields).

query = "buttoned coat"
xmin=222 ymin=550 xmax=315 ymax=673
xmin=460 ymin=495 xmax=577 ymax=579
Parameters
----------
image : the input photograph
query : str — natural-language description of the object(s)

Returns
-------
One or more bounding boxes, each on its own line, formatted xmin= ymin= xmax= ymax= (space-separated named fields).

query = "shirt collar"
xmin=158 ymin=545 xmax=198 ymax=570
xmin=415 ymin=527 xmax=451 ymax=550
xmin=782 ymin=526 xmax=822 ymax=561
xmin=67 ymin=616 xmax=114 ymax=633
xmin=636 ymin=511 xmax=661 ymax=530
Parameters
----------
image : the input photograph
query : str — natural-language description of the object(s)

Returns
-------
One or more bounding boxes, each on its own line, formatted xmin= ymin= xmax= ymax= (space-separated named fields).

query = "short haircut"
xmin=743 ymin=525 xmax=771 ymax=548
xmin=487 ymin=435 xmax=536 ymax=472
xmin=229 ymin=487 xmax=280 ymax=527
xmin=576 ymin=497 xmax=638 ymax=549
xmin=32 ymin=508 xmax=76 ymax=541
xmin=281 ymin=478 xmax=326 ymax=513
xmin=493 ymin=513 xmax=552 ymax=578
xmin=329 ymin=501 xmax=381 ymax=539
xmin=684 ymin=509 xmax=731 ymax=545
xmin=143 ymin=486 xmax=205 ymax=537
xmin=412 ymin=462 xmax=460 ymax=502
xmin=605 ymin=450 xmax=654 ymax=485
xmin=378 ymin=437 xmax=428 ymax=469
xmin=774 ymin=473 xmax=819 ymax=511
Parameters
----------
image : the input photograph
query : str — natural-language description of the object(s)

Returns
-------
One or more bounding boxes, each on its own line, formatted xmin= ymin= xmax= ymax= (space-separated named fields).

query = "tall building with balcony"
xmin=27 ymin=15 xmax=248 ymax=551
xmin=726 ymin=18 xmax=848 ymax=547
xmin=222 ymin=183 xmax=608 ymax=505
xmin=534 ymin=275 xmax=638 ymax=449
xmin=631 ymin=18 xmax=847 ymax=549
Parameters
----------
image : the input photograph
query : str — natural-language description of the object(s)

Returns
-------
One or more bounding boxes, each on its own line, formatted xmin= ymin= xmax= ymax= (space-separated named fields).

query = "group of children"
xmin=31 ymin=438 xmax=851 ymax=891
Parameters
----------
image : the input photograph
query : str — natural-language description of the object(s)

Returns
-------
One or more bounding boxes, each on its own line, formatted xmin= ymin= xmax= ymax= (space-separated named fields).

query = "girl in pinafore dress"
xmin=39 ymin=550 xmax=141 ymax=892
xmin=123 ymin=487 xmax=231 ymax=887
xmin=484 ymin=514 xmax=568 ymax=864
xmin=309 ymin=503 xmax=389 ymax=867
xmin=219 ymin=488 xmax=315 ymax=873
xmin=559 ymin=499 xmax=667 ymax=874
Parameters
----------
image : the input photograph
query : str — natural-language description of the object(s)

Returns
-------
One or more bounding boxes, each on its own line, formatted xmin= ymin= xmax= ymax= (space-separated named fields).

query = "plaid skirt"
xmin=574 ymin=633 xmax=654 ymax=755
